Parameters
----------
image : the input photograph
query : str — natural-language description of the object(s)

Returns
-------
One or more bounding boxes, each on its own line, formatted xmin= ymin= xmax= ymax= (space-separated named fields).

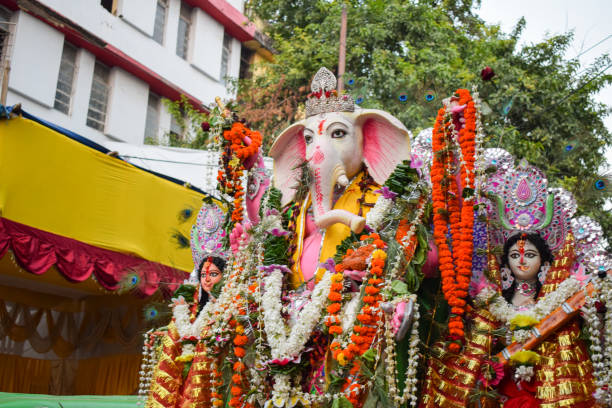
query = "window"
xmin=86 ymin=61 xmax=110 ymax=131
xmin=152 ymin=0 xmax=167 ymax=44
xmin=54 ymin=42 xmax=78 ymax=114
xmin=220 ymin=32 xmax=232 ymax=84
xmin=176 ymin=2 xmax=191 ymax=59
xmin=100 ymin=0 xmax=118 ymax=14
xmin=0 ymin=6 xmax=12 ymax=74
xmin=144 ymin=92 xmax=160 ymax=143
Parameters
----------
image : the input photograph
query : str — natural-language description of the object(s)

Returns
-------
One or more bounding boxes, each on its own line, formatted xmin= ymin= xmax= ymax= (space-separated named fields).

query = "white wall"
xmin=191 ymin=8 xmax=224 ymax=80
xmin=226 ymin=0 xmax=245 ymax=12
xmin=35 ymin=0 xmax=235 ymax=103
xmin=8 ymin=12 xmax=64 ymax=108
xmin=105 ymin=68 xmax=149 ymax=144
xmin=118 ymin=0 xmax=156 ymax=36
xmin=6 ymin=0 xmax=246 ymax=145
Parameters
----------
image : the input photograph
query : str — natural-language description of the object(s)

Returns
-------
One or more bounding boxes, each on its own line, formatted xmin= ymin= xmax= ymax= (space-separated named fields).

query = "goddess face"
xmin=200 ymin=261 xmax=223 ymax=294
xmin=507 ymin=239 xmax=542 ymax=281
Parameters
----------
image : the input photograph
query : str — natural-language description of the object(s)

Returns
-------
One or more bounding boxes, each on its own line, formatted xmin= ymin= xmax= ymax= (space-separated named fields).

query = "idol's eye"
xmin=331 ymin=129 xmax=347 ymax=139
xmin=304 ymin=133 xmax=313 ymax=144
xmin=525 ymin=252 xmax=538 ymax=259
xmin=210 ymin=271 xmax=220 ymax=278
xmin=509 ymin=253 xmax=520 ymax=259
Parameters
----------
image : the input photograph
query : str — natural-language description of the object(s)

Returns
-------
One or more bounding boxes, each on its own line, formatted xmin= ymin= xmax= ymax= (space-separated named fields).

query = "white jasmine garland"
xmin=262 ymin=269 xmax=332 ymax=359
xmin=341 ymin=293 xmax=361 ymax=332
xmin=487 ymin=277 xmax=582 ymax=326
xmin=514 ymin=365 xmax=534 ymax=382
xmin=512 ymin=329 xmax=532 ymax=344
xmin=365 ymin=196 xmax=393 ymax=230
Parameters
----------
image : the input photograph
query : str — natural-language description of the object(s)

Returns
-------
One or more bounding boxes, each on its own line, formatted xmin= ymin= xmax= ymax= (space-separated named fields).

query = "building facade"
xmin=0 ymin=0 xmax=272 ymax=146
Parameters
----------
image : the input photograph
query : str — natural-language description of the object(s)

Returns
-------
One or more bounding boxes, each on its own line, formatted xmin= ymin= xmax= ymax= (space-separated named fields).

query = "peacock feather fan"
xmin=177 ymin=206 xmax=195 ymax=223
xmin=142 ymin=302 xmax=171 ymax=326
xmin=578 ymin=172 xmax=612 ymax=203
xmin=117 ymin=270 xmax=143 ymax=294
xmin=171 ymin=229 xmax=190 ymax=249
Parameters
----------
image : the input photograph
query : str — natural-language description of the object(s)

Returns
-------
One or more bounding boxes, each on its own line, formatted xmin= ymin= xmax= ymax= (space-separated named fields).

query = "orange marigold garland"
xmin=218 ymin=122 xmax=263 ymax=223
xmin=431 ymin=89 xmax=477 ymax=352
xmin=326 ymin=233 xmax=387 ymax=407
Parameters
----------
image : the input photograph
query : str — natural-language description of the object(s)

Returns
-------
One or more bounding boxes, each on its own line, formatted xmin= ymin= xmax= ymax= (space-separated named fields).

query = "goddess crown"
xmin=188 ymin=203 xmax=227 ymax=282
xmin=305 ymin=67 xmax=355 ymax=117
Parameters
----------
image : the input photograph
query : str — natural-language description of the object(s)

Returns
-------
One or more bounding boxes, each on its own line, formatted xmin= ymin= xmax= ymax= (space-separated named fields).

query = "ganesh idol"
xmin=265 ymin=67 xmax=412 ymax=289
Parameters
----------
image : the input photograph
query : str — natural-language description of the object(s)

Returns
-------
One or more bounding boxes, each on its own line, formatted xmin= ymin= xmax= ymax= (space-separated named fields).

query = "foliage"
xmin=237 ymin=0 xmax=612 ymax=239
xmin=147 ymin=95 xmax=212 ymax=149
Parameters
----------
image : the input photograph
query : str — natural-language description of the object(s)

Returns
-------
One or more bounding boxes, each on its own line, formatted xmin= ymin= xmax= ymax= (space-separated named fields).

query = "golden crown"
xmin=305 ymin=67 xmax=355 ymax=117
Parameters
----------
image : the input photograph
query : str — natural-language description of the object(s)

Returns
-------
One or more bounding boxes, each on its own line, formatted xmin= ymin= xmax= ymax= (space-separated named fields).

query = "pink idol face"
xmin=508 ymin=240 xmax=541 ymax=281
xmin=302 ymin=112 xmax=363 ymax=180
xmin=200 ymin=261 xmax=223 ymax=293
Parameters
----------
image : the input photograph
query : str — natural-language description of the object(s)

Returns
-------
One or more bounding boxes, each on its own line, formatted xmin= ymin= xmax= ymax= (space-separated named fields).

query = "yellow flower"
xmin=509 ymin=314 xmax=539 ymax=330
xmin=510 ymin=350 xmax=540 ymax=365
xmin=175 ymin=353 xmax=194 ymax=363
xmin=235 ymin=325 xmax=244 ymax=334
xmin=337 ymin=352 xmax=347 ymax=366
xmin=372 ymin=249 xmax=387 ymax=260
xmin=331 ymin=273 xmax=344 ymax=283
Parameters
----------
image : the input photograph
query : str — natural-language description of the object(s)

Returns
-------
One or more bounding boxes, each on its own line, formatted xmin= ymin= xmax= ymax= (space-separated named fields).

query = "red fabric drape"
xmin=0 ymin=217 xmax=185 ymax=296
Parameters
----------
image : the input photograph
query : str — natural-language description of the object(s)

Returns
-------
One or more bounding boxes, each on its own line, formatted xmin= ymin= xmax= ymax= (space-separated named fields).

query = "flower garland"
xmin=327 ymin=234 xmax=387 ymax=407
xmin=383 ymin=297 xmax=420 ymax=407
xmin=261 ymin=268 xmax=332 ymax=360
xmin=218 ymin=122 xmax=262 ymax=223
xmin=584 ymin=273 xmax=612 ymax=405
xmin=431 ymin=89 xmax=477 ymax=351
xmin=330 ymin=234 xmax=386 ymax=367
xmin=478 ymin=277 xmax=582 ymax=334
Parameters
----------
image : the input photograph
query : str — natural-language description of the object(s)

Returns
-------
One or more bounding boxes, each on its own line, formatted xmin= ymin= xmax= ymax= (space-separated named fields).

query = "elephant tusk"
xmin=332 ymin=164 xmax=349 ymax=187
xmin=315 ymin=209 xmax=365 ymax=233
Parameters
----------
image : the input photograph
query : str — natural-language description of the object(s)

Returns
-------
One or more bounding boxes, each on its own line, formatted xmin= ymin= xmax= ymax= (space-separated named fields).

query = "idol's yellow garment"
xmin=289 ymin=171 xmax=380 ymax=288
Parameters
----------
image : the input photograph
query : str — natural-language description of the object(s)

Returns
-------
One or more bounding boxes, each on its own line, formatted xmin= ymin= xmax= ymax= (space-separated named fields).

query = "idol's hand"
xmin=392 ymin=298 xmax=415 ymax=341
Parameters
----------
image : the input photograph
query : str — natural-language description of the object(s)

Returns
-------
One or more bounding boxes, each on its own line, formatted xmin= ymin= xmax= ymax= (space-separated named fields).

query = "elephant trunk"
xmin=309 ymin=161 xmax=365 ymax=233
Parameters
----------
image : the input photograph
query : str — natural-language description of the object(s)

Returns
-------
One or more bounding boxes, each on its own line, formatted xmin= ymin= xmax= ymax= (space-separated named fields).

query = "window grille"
xmin=86 ymin=61 xmax=110 ymax=131
xmin=54 ymin=42 xmax=78 ymax=114
xmin=144 ymin=92 xmax=160 ymax=143
xmin=0 ymin=5 xmax=15 ymax=104
xmin=176 ymin=2 xmax=191 ymax=59
xmin=220 ymin=32 xmax=232 ymax=84
xmin=153 ymin=0 xmax=167 ymax=44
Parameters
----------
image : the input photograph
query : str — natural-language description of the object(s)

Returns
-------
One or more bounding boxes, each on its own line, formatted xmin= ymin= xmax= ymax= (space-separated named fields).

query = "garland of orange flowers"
xmin=431 ymin=89 xmax=476 ymax=352
xmin=327 ymin=233 xmax=387 ymax=406
xmin=229 ymin=320 xmax=253 ymax=408
xmin=218 ymin=122 xmax=263 ymax=223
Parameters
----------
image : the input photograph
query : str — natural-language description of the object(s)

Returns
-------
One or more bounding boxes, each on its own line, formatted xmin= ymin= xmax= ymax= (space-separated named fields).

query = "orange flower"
xmin=328 ymin=292 xmax=342 ymax=302
xmin=233 ymin=335 xmax=248 ymax=346
xmin=234 ymin=347 xmax=245 ymax=358
xmin=327 ymin=303 xmax=341 ymax=314
xmin=233 ymin=361 xmax=245 ymax=372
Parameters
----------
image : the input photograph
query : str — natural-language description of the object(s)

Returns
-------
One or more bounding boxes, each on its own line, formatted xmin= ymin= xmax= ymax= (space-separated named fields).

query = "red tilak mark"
xmin=318 ymin=120 xmax=326 ymax=135
xmin=518 ymin=239 xmax=525 ymax=264
xmin=314 ymin=168 xmax=325 ymax=213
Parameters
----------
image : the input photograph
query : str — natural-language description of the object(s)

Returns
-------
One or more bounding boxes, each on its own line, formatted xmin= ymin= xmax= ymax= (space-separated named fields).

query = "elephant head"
xmin=269 ymin=69 xmax=411 ymax=233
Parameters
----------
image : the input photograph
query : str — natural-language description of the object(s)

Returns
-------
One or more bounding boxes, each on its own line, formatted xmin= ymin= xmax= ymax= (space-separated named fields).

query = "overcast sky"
xmin=477 ymin=0 xmax=612 ymax=167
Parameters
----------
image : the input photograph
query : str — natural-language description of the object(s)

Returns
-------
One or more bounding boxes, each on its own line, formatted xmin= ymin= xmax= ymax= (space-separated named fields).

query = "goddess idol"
xmin=421 ymin=147 xmax=612 ymax=407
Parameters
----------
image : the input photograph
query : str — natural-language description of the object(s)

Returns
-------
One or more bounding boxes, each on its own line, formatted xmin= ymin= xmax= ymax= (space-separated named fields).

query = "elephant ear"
xmin=356 ymin=109 xmax=411 ymax=185
xmin=269 ymin=121 xmax=306 ymax=206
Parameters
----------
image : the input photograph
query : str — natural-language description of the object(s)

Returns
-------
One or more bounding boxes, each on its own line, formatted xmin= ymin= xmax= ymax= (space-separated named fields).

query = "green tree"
xmin=145 ymin=95 xmax=212 ymax=149
xmin=237 ymin=0 xmax=612 ymax=239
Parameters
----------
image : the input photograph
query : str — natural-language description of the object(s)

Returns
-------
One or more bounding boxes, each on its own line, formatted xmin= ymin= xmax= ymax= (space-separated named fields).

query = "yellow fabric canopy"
xmin=0 ymin=116 xmax=207 ymax=273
